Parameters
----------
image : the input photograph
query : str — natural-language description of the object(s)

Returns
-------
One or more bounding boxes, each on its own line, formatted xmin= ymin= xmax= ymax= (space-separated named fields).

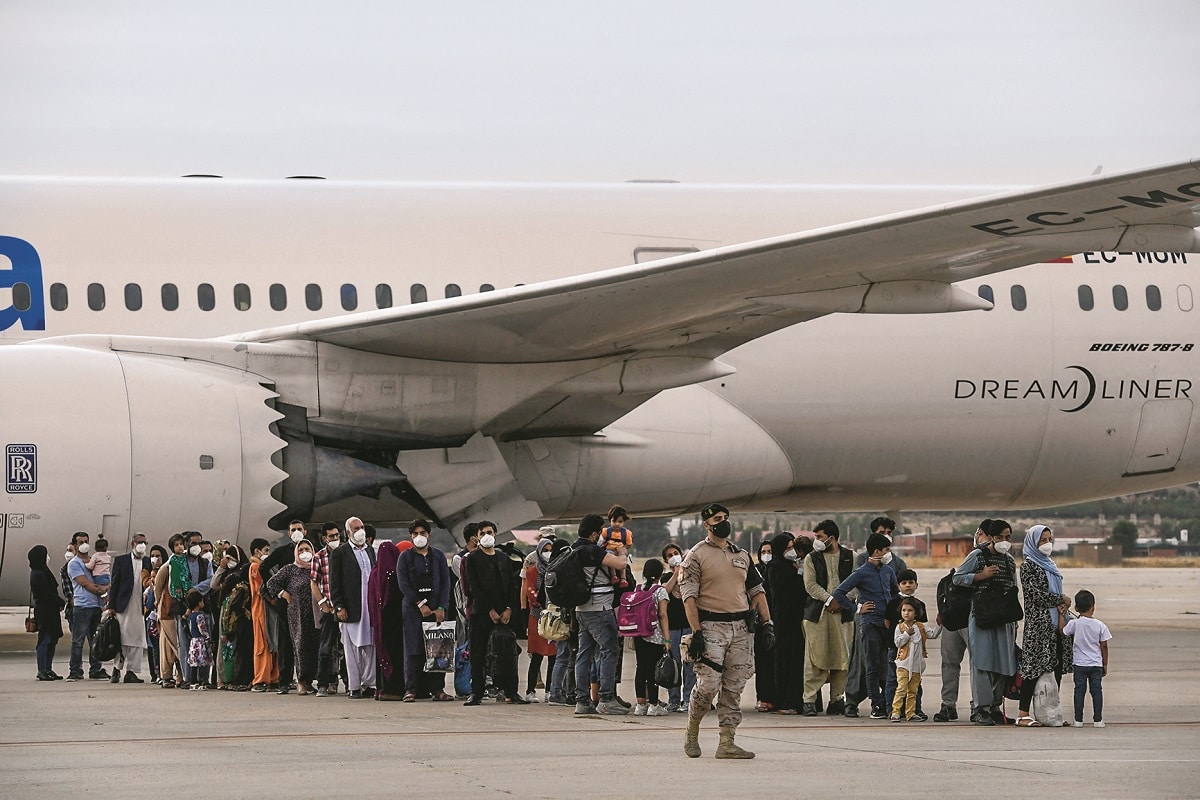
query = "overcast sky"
xmin=2 ymin=2 xmax=1197 ymax=184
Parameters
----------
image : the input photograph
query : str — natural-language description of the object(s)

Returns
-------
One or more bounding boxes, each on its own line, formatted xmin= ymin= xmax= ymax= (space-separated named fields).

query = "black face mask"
xmin=710 ymin=520 xmax=732 ymax=539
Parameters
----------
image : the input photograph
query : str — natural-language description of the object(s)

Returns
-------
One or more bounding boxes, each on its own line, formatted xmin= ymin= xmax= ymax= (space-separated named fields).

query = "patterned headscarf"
xmin=368 ymin=541 xmax=402 ymax=681
xmin=1024 ymin=524 xmax=1064 ymax=624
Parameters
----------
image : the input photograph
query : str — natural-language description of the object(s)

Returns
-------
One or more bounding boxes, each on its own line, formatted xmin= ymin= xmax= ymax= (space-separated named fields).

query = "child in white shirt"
xmin=892 ymin=597 xmax=940 ymax=721
xmin=1061 ymin=588 xmax=1111 ymax=727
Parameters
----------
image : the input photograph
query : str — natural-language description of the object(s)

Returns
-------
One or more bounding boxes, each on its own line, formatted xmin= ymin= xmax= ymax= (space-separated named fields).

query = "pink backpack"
xmin=616 ymin=584 xmax=659 ymax=638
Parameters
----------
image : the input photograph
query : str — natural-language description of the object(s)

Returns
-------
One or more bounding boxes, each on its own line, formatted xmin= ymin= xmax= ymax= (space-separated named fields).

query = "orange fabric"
xmin=249 ymin=559 xmax=278 ymax=686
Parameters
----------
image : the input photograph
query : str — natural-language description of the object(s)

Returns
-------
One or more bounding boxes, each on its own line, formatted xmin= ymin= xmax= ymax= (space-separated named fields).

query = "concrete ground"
xmin=0 ymin=568 xmax=1197 ymax=799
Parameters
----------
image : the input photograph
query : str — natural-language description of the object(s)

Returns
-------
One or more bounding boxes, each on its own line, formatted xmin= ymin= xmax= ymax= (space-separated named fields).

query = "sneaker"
xmin=505 ymin=694 xmax=530 ymax=705
xmin=596 ymin=700 xmax=630 ymax=715
xmin=844 ymin=704 xmax=860 ymax=718
xmin=316 ymin=687 xmax=329 ymax=697
xmin=1072 ymin=720 xmax=1084 ymax=727
xmin=463 ymin=695 xmax=483 ymax=706
xmin=634 ymin=703 xmax=648 ymax=716
xmin=972 ymin=711 xmax=997 ymax=726
xmin=110 ymin=669 xmax=121 ymax=684
xmin=90 ymin=669 xmax=110 ymax=680
xmin=574 ymin=702 xmax=598 ymax=715
xmin=801 ymin=703 xmax=818 ymax=717
xmin=123 ymin=673 xmax=144 ymax=684
xmin=250 ymin=684 xmax=267 ymax=692
xmin=912 ymin=710 xmax=928 ymax=722
xmin=1093 ymin=721 xmax=1105 ymax=728
xmin=890 ymin=714 xmax=904 ymax=722
xmin=524 ymin=691 xmax=540 ymax=704
xmin=933 ymin=707 xmax=956 ymax=722
xmin=826 ymin=698 xmax=845 ymax=716
xmin=666 ymin=702 xmax=682 ymax=713
xmin=65 ymin=672 xmax=83 ymax=682
xmin=614 ymin=695 xmax=632 ymax=709
xmin=546 ymin=694 xmax=570 ymax=706
xmin=869 ymin=707 xmax=888 ymax=720
xmin=647 ymin=704 xmax=669 ymax=716
xmin=48 ymin=671 xmax=64 ymax=680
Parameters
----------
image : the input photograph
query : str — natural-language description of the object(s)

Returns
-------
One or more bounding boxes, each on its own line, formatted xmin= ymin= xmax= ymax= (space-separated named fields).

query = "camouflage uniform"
xmin=690 ymin=619 xmax=754 ymax=727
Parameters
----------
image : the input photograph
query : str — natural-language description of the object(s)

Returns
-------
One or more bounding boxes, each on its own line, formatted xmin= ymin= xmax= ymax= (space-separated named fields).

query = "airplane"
xmin=1 ymin=160 xmax=1199 ymax=603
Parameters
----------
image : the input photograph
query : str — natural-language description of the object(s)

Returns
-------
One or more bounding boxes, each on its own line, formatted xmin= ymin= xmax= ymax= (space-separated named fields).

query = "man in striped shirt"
xmin=311 ymin=522 xmax=343 ymax=697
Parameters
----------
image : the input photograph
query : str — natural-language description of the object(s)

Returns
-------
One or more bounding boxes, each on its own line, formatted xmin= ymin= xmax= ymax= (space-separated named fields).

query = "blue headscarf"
xmin=1024 ymin=524 xmax=1063 ymax=626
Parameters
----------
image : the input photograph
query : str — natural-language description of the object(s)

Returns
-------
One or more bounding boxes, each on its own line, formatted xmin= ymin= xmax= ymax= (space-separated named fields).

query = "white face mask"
xmin=201 ymin=551 xmax=214 ymax=561
xmin=881 ymin=552 xmax=894 ymax=565
xmin=151 ymin=556 xmax=161 ymax=566
xmin=188 ymin=544 xmax=201 ymax=557
xmin=65 ymin=550 xmax=75 ymax=562
xmin=351 ymin=530 xmax=367 ymax=546
xmin=478 ymin=534 xmax=496 ymax=549
xmin=133 ymin=542 xmax=147 ymax=556
xmin=327 ymin=540 xmax=341 ymax=550
xmin=298 ymin=551 xmax=314 ymax=564
xmin=667 ymin=554 xmax=682 ymax=568
xmin=539 ymin=550 xmax=551 ymax=562
xmin=1037 ymin=542 xmax=1054 ymax=556
xmin=412 ymin=534 xmax=429 ymax=549
xmin=760 ymin=553 xmax=773 ymax=564
xmin=811 ymin=538 xmax=827 ymax=552
xmin=783 ymin=549 xmax=799 ymax=562
xmin=227 ymin=558 xmax=238 ymax=567
xmin=994 ymin=540 xmax=1012 ymax=555
xmin=290 ymin=530 xmax=305 ymax=544
xmin=77 ymin=543 xmax=90 ymax=555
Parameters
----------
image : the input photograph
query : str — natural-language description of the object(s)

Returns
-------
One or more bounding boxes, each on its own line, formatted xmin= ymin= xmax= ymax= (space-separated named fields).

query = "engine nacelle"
xmin=0 ymin=343 xmax=286 ymax=595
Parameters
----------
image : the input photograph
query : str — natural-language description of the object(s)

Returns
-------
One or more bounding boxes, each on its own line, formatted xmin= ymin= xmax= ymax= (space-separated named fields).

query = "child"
xmin=891 ymin=597 xmax=941 ymax=721
xmin=600 ymin=505 xmax=633 ymax=589
xmin=1061 ymin=589 xmax=1111 ymax=727
xmin=884 ymin=568 xmax=928 ymax=719
xmin=89 ymin=537 xmax=112 ymax=592
xmin=186 ymin=589 xmax=213 ymax=690
xmin=631 ymin=559 xmax=672 ymax=716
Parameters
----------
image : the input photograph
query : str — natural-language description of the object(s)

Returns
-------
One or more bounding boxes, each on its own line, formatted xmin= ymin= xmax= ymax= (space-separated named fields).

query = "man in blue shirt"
xmin=66 ymin=540 xmax=107 ymax=680
xmin=833 ymin=532 xmax=897 ymax=719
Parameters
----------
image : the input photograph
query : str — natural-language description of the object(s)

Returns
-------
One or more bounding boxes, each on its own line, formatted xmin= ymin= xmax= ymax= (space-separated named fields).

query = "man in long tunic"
xmin=105 ymin=532 xmax=152 ymax=683
xmin=800 ymin=520 xmax=856 ymax=715
xmin=332 ymin=516 xmax=377 ymax=697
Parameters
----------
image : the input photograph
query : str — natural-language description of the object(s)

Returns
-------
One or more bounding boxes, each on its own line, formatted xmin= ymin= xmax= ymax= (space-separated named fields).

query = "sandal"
xmin=432 ymin=691 xmax=453 ymax=701
xmin=756 ymin=702 xmax=774 ymax=713
xmin=402 ymin=692 xmax=416 ymax=702
xmin=1016 ymin=715 xmax=1042 ymax=727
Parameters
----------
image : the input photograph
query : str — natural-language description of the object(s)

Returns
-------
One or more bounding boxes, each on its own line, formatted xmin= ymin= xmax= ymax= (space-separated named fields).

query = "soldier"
xmin=680 ymin=503 xmax=774 ymax=759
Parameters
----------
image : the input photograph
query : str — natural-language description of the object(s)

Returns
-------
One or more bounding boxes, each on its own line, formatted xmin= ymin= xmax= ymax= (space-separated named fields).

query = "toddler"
xmin=601 ymin=505 xmax=633 ymax=589
xmin=89 ymin=537 xmax=112 ymax=592
xmin=884 ymin=568 xmax=928 ymax=718
xmin=1061 ymin=589 xmax=1111 ymax=727
xmin=891 ymin=597 xmax=940 ymax=721
xmin=186 ymin=589 xmax=214 ymax=690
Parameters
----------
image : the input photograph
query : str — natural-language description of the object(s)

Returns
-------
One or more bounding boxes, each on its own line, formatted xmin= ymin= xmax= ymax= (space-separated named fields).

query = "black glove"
xmin=687 ymin=630 xmax=706 ymax=662
xmin=758 ymin=619 xmax=776 ymax=651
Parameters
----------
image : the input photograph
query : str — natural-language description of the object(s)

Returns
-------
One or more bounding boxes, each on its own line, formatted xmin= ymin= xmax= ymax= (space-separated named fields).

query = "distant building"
xmin=929 ymin=533 xmax=975 ymax=560
xmin=1069 ymin=543 xmax=1123 ymax=566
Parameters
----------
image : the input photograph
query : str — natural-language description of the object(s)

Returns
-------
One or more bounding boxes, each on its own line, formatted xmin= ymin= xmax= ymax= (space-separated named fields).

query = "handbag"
xmin=655 ymin=651 xmax=681 ymax=688
xmin=25 ymin=595 xmax=38 ymax=634
xmin=974 ymin=584 xmax=1023 ymax=629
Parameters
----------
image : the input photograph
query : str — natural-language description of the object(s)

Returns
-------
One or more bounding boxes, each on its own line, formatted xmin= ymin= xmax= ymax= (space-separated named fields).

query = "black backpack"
xmin=94 ymin=614 xmax=122 ymax=662
xmin=543 ymin=546 xmax=602 ymax=608
xmin=936 ymin=567 xmax=973 ymax=632
xmin=486 ymin=624 xmax=520 ymax=687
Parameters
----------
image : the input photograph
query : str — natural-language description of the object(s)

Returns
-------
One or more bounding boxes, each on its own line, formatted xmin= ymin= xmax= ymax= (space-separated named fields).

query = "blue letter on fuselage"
xmin=0 ymin=236 xmax=46 ymax=332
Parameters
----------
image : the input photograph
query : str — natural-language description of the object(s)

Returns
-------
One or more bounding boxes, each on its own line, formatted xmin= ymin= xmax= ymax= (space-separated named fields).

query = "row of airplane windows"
xmin=6 ymin=281 xmax=1192 ymax=314
xmin=977 ymin=283 xmax=1194 ymax=312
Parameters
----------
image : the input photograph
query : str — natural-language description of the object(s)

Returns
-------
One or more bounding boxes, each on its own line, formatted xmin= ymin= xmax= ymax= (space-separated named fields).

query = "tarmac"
xmin=0 ymin=567 xmax=1197 ymax=800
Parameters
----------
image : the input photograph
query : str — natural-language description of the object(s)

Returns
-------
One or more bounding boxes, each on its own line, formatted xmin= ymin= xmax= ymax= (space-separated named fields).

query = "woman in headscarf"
xmin=29 ymin=545 xmax=65 ymax=680
xmin=264 ymin=539 xmax=319 ymax=695
xmin=520 ymin=536 xmax=558 ymax=702
xmin=369 ymin=540 xmax=405 ymax=700
xmin=767 ymin=532 xmax=809 ymax=714
xmin=752 ymin=535 xmax=780 ymax=712
xmin=215 ymin=545 xmax=253 ymax=690
xmin=1015 ymin=524 xmax=1072 ymax=726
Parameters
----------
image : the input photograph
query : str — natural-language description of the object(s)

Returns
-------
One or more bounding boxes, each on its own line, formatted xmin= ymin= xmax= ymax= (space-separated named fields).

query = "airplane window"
xmin=375 ymin=284 xmax=393 ymax=309
xmin=234 ymin=283 xmax=251 ymax=311
xmin=198 ymin=283 xmax=215 ymax=312
xmin=11 ymin=282 xmax=31 ymax=312
xmin=88 ymin=283 xmax=105 ymax=311
xmin=977 ymin=284 xmax=994 ymax=309
xmin=341 ymin=283 xmax=358 ymax=311
xmin=269 ymin=283 xmax=287 ymax=311
xmin=480 ymin=283 xmax=495 ymax=292
xmin=1146 ymin=285 xmax=1162 ymax=311
xmin=445 ymin=283 xmax=461 ymax=298
xmin=1077 ymin=285 xmax=1094 ymax=311
xmin=49 ymin=283 xmax=68 ymax=311
xmin=124 ymin=283 xmax=142 ymax=311
xmin=306 ymin=283 xmax=322 ymax=311
xmin=411 ymin=284 xmax=427 ymax=304
xmin=1112 ymin=285 xmax=1128 ymax=311
xmin=161 ymin=283 xmax=179 ymax=311
xmin=1179 ymin=285 xmax=1194 ymax=312
xmin=1010 ymin=285 xmax=1027 ymax=311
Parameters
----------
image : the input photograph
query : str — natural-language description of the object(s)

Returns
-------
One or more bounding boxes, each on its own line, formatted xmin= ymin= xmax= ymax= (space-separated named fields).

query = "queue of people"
xmin=26 ymin=507 xmax=1111 ymax=750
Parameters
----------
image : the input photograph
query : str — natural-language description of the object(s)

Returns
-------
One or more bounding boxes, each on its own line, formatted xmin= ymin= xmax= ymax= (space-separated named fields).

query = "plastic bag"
xmin=454 ymin=642 xmax=471 ymax=696
xmin=423 ymin=620 xmax=455 ymax=672
xmin=1031 ymin=671 xmax=1064 ymax=727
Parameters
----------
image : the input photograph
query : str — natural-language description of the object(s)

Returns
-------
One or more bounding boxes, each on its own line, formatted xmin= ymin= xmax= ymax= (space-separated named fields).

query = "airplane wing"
xmin=229 ymin=158 xmax=1200 ymax=367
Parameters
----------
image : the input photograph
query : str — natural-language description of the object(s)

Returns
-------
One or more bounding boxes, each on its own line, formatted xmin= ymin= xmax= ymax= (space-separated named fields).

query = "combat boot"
xmin=683 ymin=719 xmax=702 ymax=758
xmin=715 ymin=726 xmax=754 ymax=759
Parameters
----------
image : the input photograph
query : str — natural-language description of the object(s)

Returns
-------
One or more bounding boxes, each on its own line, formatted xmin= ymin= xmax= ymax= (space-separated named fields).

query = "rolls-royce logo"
xmin=6 ymin=444 xmax=37 ymax=493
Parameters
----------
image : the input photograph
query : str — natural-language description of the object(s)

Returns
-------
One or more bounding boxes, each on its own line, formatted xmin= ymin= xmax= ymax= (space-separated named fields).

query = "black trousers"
xmin=317 ymin=611 xmax=342 ymax=688
xmin=773 ymin=626 xmax=805 ymax=710
xmin=469 ymin=615 xmax=517 ymax=698
xmin=274 ymin=602 xmax=295 ymax=686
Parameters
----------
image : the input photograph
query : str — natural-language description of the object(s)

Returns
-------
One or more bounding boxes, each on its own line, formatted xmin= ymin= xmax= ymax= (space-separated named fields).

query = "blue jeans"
xmin=575 ymin=608 xmax=619 ymax=704
xmin=69 ymin=606 xmax=101 ymax=676
xmin=1073 ymin=666 xmax=1104 ymax=722
xmin=550 ymin=639 xmax=574 ymax=699
xmin=36 ymin=627 xmax=60 ymax=674
xmin=668 ymin=628 xmax=696 ymax=707
xmin=861 ymin=623 xmax=890 ymax=711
